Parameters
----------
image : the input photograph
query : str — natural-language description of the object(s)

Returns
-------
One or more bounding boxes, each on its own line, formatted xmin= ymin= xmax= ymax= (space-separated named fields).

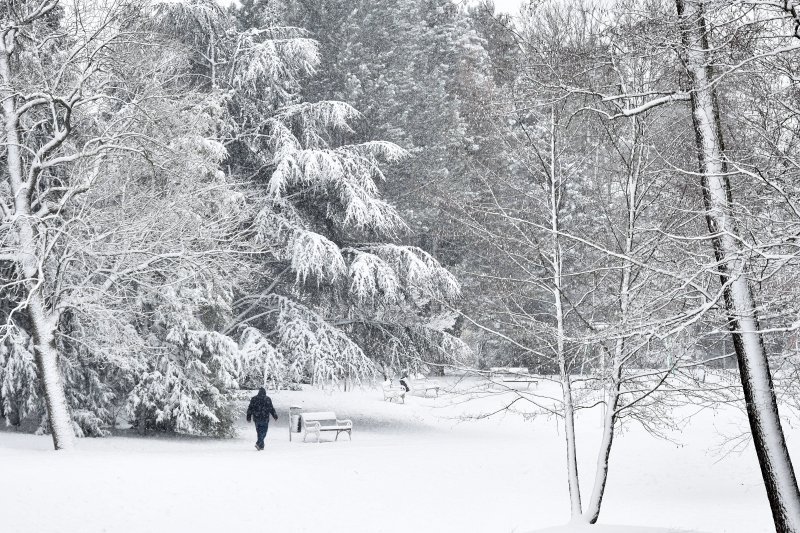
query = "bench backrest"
xmin=302 ymin=412 xmax=337 ymax=426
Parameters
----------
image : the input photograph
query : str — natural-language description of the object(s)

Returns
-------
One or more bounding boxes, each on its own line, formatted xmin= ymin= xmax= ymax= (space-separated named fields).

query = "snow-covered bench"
xmin=406 ymin=377 xmax=442 ymax=397
xmin=382 ymin=384 xmax=406 ymax=403
xmin=300 ymin=412 xmax=353 ymax=442
xmin=489 ymin=367 xmax=538 ymax=390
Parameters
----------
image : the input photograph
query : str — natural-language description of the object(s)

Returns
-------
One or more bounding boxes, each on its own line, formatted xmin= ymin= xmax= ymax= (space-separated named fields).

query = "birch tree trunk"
xmin=0 ymin=29 xmax=75 ymax=450
xmin=676 ymin=1 xmax=800 ymax=529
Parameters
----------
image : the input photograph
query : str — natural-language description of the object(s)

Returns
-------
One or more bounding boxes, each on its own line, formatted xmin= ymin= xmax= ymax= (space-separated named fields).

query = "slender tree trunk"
xmin=0 ymin=41 xmax=75 ymax=450
xmin=584 ymin=123 xmax=642 ymax=523
xmin=549 ymin=108 xmax=583 ymax=517
xmin=556 ymin=277 xmax=582 ymax=517
xmin=677 ymin=1 xmax=800 ymax=529
xmin=584 ymin=364 xmax=621 ymax=523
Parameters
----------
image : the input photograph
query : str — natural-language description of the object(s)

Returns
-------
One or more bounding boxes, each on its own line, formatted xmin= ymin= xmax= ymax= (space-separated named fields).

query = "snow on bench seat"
xmin=382 ymin=384 xmax=406 ymax=403
xmin=300 ymin=411 xmax=353 ymax=442
xmin=406 ymin=378 xmax=442 ymax=397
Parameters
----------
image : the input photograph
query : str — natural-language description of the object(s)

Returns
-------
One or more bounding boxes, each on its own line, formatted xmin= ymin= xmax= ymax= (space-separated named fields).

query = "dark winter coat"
xmin=246 ymin=388 xmax=278 ymax=424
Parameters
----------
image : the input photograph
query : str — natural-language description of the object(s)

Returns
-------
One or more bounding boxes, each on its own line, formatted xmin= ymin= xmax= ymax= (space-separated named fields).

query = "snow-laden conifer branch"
xmin=231 ymin=30 xmax=319 ymax=97
xmin=277 ymin=101 xmax=362 ymax=139
xmin=343 ymin=245 xmax=460 ymax=304
xmin=354 ymin=245 xmax=461 ymax=302
xmin=347 ymin=251 xmax=402 ymax=303
xmin=267 ymin=295 xmax=377 ymax=384
xmin=288 ymin=230 xmax=347 ymax=284
xmin=266 ymin=131 xmax=408 ymax=234
xmin=238 ymin=327 xmax=287 ymax=388
xmin=147 ymin=0 xmax=229 ymax=40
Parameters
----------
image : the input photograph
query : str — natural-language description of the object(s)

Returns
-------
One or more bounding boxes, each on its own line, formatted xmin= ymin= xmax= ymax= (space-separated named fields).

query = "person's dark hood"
xmin=256 ymin=387 xmax=267 ymax=398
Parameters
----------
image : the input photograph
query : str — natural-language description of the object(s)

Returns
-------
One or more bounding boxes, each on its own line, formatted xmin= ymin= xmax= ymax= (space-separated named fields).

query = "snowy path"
xmin=0 ymin=383 xmax=788 ymax=533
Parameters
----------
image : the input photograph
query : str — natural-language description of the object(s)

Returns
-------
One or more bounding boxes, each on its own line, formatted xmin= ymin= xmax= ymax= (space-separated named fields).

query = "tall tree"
xmin=226 ymin=0 xmax=467 ymax=378
xmin=675 ymin=0 xmax=800 ymax=527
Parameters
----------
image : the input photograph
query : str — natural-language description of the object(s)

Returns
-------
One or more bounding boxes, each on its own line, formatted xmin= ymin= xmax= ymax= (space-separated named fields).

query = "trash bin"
xmin=289 ymin=406 xmax=303 ymax=441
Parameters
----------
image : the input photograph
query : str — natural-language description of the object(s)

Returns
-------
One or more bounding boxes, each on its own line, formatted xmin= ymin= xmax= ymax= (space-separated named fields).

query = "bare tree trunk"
xmin=0 ymin=41 xmax=74 ymax=450
xmin=556 ymin=279 xmax=582 ymax=517
xmin=549 ymin=108 xmax=583 ymax=517
xmin=584 ymin=121 xmax=642 ymax=523
xmin=677 ymin=1 xmax=800 ymax=529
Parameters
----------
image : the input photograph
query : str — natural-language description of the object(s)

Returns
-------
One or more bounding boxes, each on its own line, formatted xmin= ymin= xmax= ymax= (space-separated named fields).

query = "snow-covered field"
xmin=0 ymin=378 xmax=789 ymax=533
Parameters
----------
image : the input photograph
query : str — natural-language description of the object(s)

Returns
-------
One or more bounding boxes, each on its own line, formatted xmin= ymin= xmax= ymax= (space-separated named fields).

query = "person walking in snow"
xmin=246 ymin=387 xmax=278 ymax=451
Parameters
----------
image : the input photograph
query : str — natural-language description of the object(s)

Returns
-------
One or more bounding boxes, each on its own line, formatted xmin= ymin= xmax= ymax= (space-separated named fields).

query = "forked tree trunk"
xmin=676 ymin=1 xmax=800 ymax=529
xmin=584 ymin=367 xmax=621 ymax=523
xmin=583 ymin=121 xmax=642 ymax=523
xmin=583 ymin=118 xmax=643 ymax=524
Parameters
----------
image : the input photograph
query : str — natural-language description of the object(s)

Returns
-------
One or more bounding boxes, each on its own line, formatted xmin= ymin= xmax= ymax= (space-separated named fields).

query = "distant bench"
xmin=382 ymin=384 xmax=406 ymax=403
xmin=489 ymin=367 xmax=539 ymax=390
xmin=382 ymin=377 xmax=442 ymax=402
xmin=300 ymin=412 xmax=353 ymax=442
xmin=405 ymin=378 xmax=441 ymax=398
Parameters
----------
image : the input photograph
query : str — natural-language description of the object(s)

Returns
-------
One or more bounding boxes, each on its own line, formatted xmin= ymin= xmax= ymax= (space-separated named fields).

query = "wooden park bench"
xmin=382 ymin=383 xmax=406 ymax=403
xmin=300 ymin=411 xmax=353 ymax=443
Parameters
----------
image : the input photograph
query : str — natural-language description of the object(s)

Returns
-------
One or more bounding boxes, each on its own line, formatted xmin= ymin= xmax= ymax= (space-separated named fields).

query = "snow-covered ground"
xmin=0 ymin=378 xmax=790 ymax=533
